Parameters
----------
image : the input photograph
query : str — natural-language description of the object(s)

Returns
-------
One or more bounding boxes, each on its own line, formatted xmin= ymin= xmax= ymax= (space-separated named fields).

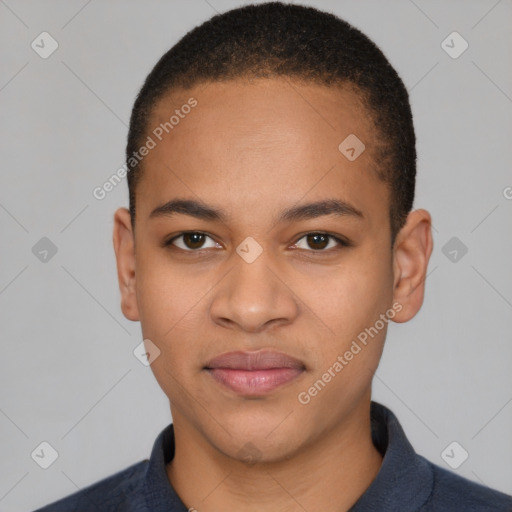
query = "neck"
xmin=166 ymin=399 xmax=382 ymax=511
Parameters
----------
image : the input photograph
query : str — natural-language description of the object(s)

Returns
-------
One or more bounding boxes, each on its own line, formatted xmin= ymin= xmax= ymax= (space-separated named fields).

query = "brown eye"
xmin=294 ymin=233 xmax=349 ymax=252
xmin=306 ymin=234 xmax=329 ymax=250
xmin=183 ymin=233 xmax=206 ymax=249
xmin=166 ymin=232 xmax=218 ymax=251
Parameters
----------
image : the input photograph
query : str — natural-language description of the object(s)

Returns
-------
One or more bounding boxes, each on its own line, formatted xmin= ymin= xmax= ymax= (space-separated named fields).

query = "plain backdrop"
xmin=1 ymin=0 xmax=511 ymax=510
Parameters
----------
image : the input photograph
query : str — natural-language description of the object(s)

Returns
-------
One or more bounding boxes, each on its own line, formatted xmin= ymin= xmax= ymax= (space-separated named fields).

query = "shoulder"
xmin=33 ymin=460 xmax=149 ymax=511
xmin=422 ymin=457 xmax=512 ymax=511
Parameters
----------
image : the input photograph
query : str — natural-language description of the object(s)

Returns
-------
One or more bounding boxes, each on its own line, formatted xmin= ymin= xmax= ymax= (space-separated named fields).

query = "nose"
xmin=209 ymin=248 xmax=299 ymax=333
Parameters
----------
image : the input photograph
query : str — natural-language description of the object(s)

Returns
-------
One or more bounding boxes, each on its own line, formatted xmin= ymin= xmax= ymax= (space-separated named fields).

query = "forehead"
xmin=137 ymin=78 xmax=388 ymax=228
xmin=150 ymin=78 xmax=374 ymax=154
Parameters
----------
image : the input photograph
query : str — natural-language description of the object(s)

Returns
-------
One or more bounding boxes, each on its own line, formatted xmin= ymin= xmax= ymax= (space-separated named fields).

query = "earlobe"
xmin=112 ymin=207 xmax=140 ymax=321
xmin=391 ymin=209 xmax=433 ymax=323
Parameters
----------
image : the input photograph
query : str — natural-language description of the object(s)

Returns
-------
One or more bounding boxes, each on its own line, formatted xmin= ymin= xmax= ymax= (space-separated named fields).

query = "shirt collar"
xmin=349 ymin=401 xmax=434 ymax=511
xmin=143 ymin=422 xmax=184 ymax=510
xmin=143 ymin=401 xmax=434 ymax=511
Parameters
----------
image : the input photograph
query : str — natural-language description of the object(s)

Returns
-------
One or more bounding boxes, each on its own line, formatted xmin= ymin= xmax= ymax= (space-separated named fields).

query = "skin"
xmin=113 ymin=78 xmax=433 ymax=511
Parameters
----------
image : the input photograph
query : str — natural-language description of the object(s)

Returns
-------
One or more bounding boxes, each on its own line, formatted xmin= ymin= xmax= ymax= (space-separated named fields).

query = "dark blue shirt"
xmin=34 ymin=402 xmax=512 ymax=511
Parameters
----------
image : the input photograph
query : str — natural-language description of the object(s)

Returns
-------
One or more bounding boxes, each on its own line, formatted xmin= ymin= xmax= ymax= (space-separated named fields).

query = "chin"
xmin=203 ymin=411 xmax=307 ymax=464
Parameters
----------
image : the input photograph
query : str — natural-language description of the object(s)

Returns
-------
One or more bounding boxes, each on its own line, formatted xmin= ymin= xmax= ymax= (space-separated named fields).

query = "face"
xmin=114 ymin=78 xmax=432 ymax=463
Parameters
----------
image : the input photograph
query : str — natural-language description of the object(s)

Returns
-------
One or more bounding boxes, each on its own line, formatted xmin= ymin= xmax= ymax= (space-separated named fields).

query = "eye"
xmin=165 ymin=232 xmax=220 ymax=251
xmin=293 ymin=232 xmax=349 ymax=252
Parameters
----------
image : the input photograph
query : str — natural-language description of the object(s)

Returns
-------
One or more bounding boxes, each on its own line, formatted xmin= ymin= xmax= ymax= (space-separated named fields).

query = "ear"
xmin=391 ymin=209 xmax=433 ymax=323
xmin=112 ymin=207 xmax=139 ymax=321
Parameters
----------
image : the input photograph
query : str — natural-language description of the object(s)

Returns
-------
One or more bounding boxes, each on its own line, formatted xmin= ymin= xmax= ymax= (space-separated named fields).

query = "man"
xmin=35 ymin=2 xmax=512 ymax=510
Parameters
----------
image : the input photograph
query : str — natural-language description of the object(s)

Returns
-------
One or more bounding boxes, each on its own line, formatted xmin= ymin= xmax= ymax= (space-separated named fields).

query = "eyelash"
xmin=163 ymin=231 xmax=351 ymax=254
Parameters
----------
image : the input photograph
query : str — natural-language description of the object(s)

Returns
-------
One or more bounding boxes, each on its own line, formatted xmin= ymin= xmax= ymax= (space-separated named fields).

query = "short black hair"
xmin=126 ymin=1 xmax=416 ymax=244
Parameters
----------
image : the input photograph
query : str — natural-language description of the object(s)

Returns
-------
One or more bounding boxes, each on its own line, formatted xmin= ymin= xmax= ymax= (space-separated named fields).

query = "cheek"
xmin=136 ymin=268 xmax=181 ymax=339
xmin=134 ymin=249 xmax=207 ymax=367
xmin=135 ymin=242 xmax=201 ymax=326
xmin=295 ymin=260 xmax=392 ymax=424
xmin=306 ymin=253 xmax=393 ymax=342
xmin=135 ymin=259 xmax=207 ymax=405
xmin=299 ymin=248 xmax=393 ymax=406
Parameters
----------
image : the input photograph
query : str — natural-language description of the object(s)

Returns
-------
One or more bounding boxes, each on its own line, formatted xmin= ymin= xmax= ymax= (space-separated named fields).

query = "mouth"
xmin=204 ymin=349 xmax=306 ymax=395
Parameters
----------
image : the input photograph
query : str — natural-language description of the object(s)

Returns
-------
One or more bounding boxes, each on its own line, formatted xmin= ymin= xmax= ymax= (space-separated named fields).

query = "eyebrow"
xmin=149 ymin=198 xmax=364 ymax=223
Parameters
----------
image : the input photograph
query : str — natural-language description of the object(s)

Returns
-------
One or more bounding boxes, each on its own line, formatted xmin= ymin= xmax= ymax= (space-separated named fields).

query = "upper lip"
xmin=205 ymin=350 xmax=305 ymax=371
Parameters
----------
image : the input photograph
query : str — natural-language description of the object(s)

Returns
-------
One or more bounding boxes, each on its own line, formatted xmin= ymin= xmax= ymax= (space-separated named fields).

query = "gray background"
xmin=1 ymin=0 xmax=511 ymax=510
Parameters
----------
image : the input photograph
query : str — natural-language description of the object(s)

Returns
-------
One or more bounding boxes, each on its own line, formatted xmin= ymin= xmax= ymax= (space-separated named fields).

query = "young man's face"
xmin=114 ymin=78 xmax=431 ymax=462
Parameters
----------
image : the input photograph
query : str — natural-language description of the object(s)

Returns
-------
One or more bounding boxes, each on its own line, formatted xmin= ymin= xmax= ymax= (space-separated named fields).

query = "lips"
xmin=205 ymin=350 xmax=305 ymax=395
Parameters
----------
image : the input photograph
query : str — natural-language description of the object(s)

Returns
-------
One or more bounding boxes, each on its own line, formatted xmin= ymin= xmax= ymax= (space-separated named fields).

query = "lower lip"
xmin=206 ymin=368 xmax=304 ymax=395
